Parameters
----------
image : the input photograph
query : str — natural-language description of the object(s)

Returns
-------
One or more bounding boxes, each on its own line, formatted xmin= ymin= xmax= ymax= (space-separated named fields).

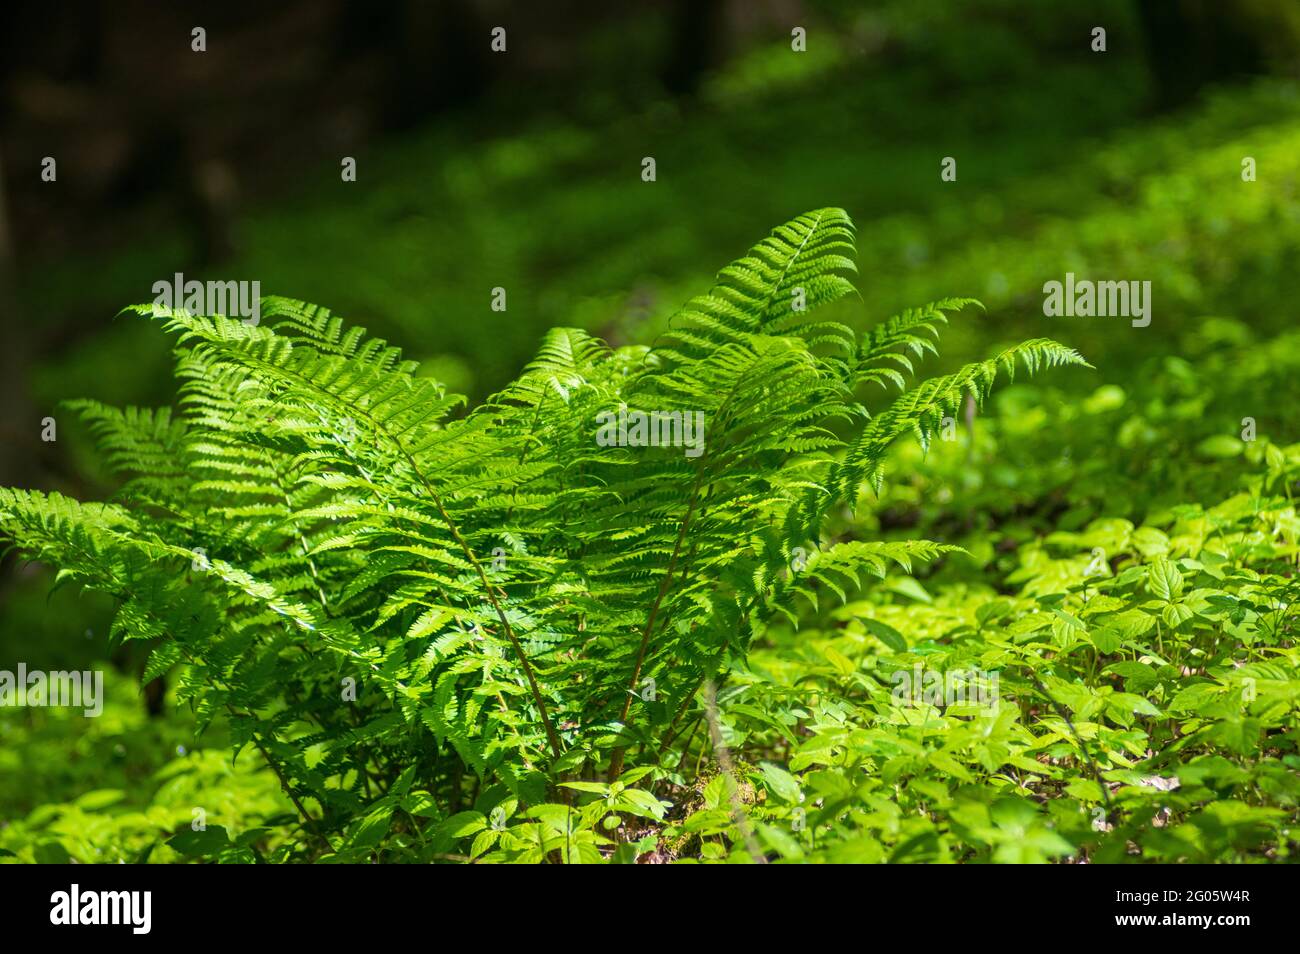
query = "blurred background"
xmin=1 ymin=0 xmax=1299 ymax=849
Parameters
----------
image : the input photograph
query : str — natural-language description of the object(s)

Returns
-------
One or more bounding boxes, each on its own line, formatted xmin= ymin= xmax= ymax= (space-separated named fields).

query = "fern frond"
xmin=853 ymin=298 xmax=981 ymax=391
xmin=835 ymin=338 xmax=1089 ymax=498
xmin=3 ymin=208 xmax=1089 ymax=816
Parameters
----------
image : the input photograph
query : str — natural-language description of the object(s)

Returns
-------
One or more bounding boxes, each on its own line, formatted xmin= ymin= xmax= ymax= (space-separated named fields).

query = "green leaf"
xmin=74 ymin=789 xmax=126 ymax=811
xmin=349 ymin=803 xmax=394 ymax=850
xmin=1148 ymin=559 xmax=1184 ymax=601
xmin=1169 ymin=683 xmax=1223 ymax=715
xmin=439 ymin=811 xmax=488 ymax=838
xmin=1161 ymin=601 xmax=1195 ymax=629
xmin=759 ymin=762 xmax=802 ymax=804
xmin=1196 ymin=434 xmax=1244 ymax=459
xmin=1089 ymin=627 xmax=1122 ymax=654
xmin=167 ymin=826 xmax=231 ymax=857
xmin=861 ymin=617 xmax=907 ymax=652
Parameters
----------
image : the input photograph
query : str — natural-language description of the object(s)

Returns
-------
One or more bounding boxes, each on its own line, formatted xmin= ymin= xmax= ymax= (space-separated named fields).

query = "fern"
xmin=0 ymin=208 xmax=1087 ymax=856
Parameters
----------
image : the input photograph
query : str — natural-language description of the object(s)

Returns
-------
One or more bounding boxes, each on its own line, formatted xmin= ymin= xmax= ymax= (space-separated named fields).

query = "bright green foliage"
xmin=0 ymin=209 xmax=1095 ymax=861
xmin=709 ymin=473 xmax=1300 ymax=863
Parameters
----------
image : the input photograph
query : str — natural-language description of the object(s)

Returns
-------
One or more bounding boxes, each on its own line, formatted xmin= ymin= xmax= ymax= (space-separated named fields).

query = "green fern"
xmin=0 ymin=208 xmax=1087 ymax=856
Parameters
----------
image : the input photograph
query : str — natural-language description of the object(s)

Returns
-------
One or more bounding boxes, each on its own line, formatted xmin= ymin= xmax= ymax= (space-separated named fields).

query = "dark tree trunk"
xmin=0 ymin=148 xmax=38 ymax=492
xmin=1135 ymin=0 xmax=1272 ymax=109
xmin=661 ymin=0 xmax=727 ymax=98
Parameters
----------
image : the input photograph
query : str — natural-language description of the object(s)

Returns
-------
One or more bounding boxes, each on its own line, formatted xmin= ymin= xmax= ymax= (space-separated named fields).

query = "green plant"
xmin=718 ymin=465 xmax=1300 ymax=864
xmin=0 ymin=208 xmax=1089 ymax=861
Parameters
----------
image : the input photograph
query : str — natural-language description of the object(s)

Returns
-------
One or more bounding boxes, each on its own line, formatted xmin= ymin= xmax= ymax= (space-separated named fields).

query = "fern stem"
xmin=609 ymin=362 xmax=755 ymax=781
xmin=608 ymin=468 xmax=706 ymax=781
xmin=757 ymin=207 xmax=826 ymax=322
xmin=245 ymin=721 xmax=338 ymax=856
xmin=423 ymin=484 xmax=564 ymax=761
